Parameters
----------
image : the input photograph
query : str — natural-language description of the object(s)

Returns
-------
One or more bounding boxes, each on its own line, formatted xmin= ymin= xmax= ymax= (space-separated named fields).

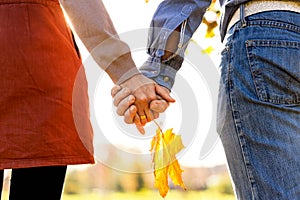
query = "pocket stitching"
xmin=246 ymin=39 xmax=300 ymax=105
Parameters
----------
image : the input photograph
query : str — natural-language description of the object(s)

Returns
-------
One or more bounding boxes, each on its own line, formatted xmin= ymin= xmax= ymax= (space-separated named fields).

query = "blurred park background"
xmin=1 ymin=0 xmax=236 ymax=199
xmin=1 ymin=161 xmax=234 ymax=200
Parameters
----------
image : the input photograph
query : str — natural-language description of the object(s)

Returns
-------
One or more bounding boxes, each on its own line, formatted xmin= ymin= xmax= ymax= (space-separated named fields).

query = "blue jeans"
xmin=217 ymin=8 xmax=300 ymax=200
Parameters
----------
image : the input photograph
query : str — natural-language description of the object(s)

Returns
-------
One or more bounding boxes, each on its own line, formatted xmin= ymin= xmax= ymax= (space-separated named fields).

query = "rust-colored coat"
xmin=0 ymin=0 xmax=95 ymax=169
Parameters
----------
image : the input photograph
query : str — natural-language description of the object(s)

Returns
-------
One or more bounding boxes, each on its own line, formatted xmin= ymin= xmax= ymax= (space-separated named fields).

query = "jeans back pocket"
xmin=246 ymin=40 xmax=300 ymax=105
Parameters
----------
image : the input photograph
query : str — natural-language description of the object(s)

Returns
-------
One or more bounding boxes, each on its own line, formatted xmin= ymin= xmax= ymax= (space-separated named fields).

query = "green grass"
xmin=62 ymin=190 xmax=235 ymax=200
xmin=1 ymin=189 xmax=235 ymax=200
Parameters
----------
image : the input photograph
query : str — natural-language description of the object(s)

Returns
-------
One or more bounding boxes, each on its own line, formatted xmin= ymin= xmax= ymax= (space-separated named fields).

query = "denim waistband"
xmin=224 ymin=10 xmax=300 ymax=45
xmin=227 ymin=1 xmax=300 ymax=32
xmin=229 ymin=9 xmax=300 ymax=34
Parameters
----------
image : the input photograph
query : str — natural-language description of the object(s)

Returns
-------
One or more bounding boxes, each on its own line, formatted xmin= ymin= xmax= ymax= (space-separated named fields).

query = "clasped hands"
xmin=111 ymin=74 xmax=175 ymax=134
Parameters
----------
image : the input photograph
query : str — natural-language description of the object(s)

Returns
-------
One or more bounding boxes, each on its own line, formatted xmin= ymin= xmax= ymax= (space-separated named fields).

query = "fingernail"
xmin=139 ymin=127 xmax=145 ymax=135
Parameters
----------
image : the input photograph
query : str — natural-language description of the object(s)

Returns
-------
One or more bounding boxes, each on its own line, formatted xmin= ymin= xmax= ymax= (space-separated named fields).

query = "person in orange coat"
xmin=0 ymin=0 xmax=173 ymax=199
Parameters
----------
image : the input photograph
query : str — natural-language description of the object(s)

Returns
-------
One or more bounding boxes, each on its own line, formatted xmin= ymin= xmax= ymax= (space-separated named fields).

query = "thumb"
xmin=150 ymin=99 xmax=169 ymax=113
xmin=155 ymin=85 xmax=175 ymax=103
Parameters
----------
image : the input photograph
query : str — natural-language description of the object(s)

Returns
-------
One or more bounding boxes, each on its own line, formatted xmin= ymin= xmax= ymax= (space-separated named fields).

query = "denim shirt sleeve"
xmin=140 ymin=0 xmax=212 ymax=90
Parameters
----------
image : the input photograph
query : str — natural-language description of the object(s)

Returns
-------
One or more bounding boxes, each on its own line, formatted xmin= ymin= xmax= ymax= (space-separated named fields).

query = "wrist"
xmin=116 ymin=70 xmax=141 ymax=85
xmin=105 ymin=52 xmax=140 ymax=84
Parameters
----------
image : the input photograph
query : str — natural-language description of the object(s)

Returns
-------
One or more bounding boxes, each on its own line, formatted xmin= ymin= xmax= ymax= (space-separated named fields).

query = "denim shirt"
xmin=140 ymin=0 xmax=252 ymax=90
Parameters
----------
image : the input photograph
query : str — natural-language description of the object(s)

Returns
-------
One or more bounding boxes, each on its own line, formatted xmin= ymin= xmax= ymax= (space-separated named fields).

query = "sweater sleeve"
xmin=59 ymin=0 xmax=140 ymax=84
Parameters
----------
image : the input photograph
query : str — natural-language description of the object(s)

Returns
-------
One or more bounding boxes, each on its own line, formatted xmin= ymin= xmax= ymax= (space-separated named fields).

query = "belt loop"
xmin=240 ymin=4 xmax=247 ymax=27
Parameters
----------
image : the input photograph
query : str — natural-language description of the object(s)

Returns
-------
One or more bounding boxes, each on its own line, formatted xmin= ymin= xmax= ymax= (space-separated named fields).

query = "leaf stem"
xmin=153 ymin=120 xmax=163 ymax=134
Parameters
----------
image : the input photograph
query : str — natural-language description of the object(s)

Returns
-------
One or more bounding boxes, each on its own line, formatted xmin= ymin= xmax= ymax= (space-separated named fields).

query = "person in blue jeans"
xmin=111 ymin=0 xmax=300 ymax=199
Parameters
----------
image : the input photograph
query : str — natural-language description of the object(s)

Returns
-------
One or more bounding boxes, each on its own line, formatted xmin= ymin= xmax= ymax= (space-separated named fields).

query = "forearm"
xmin=161 ymin=25 xmax=181 ymax=61
xmin=59 ymin=0 xmax=139 ymax=84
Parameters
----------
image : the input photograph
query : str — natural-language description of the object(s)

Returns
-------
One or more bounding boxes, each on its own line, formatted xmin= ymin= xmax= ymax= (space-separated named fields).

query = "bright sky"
xmin=75 ymin=0 xmax=228 ymax=168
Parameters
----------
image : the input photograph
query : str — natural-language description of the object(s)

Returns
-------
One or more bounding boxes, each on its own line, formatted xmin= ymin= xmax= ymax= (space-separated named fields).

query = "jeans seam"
xmin=245 ymin=41 xmax=263 ymax=103
xmin=247 ymin=20 xmax=300 ymax=34
xmin=229 ymin=92 xmax=259 ymax=200
xmin=229 ymin=41 xmax=259 ymax=200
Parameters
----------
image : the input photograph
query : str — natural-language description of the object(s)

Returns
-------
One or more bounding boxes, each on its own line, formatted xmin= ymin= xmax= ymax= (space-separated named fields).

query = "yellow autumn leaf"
xmin=150 ymin=127 xmax=186 ymax=198
xmin=163 ymin=129 xmax=185 ymax=157
xmin=201 ymin=46 xmax=215 ymax=54
xmin=168 ymin=159 xmax=185 ymax=187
